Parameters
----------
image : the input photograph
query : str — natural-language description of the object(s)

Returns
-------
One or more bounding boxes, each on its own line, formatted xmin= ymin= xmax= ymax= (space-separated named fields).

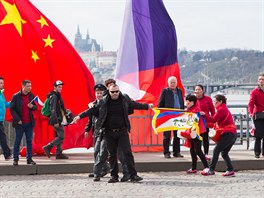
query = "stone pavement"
xmin=0 ymin=144 xmax=264 ymax=175
xmin=0 ymin=170 xmax=263 ymax=198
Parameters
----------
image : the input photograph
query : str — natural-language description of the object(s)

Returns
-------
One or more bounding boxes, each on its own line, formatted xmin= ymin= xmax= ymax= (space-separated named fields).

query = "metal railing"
xmin=0 ymin=105 xmax=252 ymax=154
xmin=128 ymin=104 xmax=252 ymax=149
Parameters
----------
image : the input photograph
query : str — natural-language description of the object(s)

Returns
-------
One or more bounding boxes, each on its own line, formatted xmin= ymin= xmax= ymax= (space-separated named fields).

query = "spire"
xmin=77 ymin=25 xmax=81 ymax=35
xmin=86 ymin=29 xmax=90 ymax=40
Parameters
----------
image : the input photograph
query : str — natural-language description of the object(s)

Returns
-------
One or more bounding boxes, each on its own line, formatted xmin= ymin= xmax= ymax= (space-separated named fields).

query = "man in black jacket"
xmin=43 ymin=80 xmax=68 ymax=159
xmin=10 ymin=80 xmax=37 ymax=166
xmin=85 ymin=83 xmax=110 ymax=179
xmin=72 ymin=84 xmax=153 ymax=183
xmin=158 ymin=76 xmax=184 ymax=159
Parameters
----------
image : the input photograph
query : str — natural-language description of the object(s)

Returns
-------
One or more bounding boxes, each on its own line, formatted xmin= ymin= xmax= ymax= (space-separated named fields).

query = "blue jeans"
xmin=0 ymin=121 xmax=11 ymax=158
xmin=13 ymin=123 xmax=33 ymax=161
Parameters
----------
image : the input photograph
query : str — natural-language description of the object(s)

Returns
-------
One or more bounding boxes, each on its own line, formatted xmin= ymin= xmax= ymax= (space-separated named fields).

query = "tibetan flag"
xmin=152 ymin=108 xmax=202 ymax=140
xmin=115 ymin=0 xmax=184 ymax=104
xmin=0 ymin=0 xmax=95 ymax=154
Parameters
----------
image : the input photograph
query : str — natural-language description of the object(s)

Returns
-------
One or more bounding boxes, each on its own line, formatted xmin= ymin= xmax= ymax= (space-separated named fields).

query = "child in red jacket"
xmin=184 ymin=94 xmax=209 ymax=174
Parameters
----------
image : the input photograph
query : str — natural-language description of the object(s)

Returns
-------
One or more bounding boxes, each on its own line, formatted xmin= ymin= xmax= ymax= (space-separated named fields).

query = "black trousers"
xmin=163 ymin=130 xmax=181 ymax=155
xmin=210 ymin=132 xmax=237 ymax=172
xmin=200 ymin=128 xmax=210 ymax=155
xmin=104 ymin=129 xmax=137 ymax=178
xmin=190 ymin=138 xmax=208 ymax=170
xmin=93 ymin=136 xmax=109 ymax=177
xmin=254 ymin=137 xmax=264 ymax=156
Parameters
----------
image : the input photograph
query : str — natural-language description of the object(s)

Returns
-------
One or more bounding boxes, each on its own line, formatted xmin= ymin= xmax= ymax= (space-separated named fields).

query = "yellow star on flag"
xmin=37 ymin=16 xmax=48 ymax=28
xmin=31 ymin=50 xmax=39 ymax=63
xmin=0 ymin=0 xmax=26 ymax=37
xmin=43 ymin=34 xmax=55 ymax=48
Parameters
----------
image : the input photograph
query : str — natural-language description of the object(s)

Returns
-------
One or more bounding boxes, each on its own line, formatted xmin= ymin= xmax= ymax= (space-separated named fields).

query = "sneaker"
xmin=108 ymin=177 xmax=119 ymax=183
xmin=130 ymin=175 xmax=143 ymax=182
xmin=5 ymin=154 xmax=13 ymax=161
xmin=27 ymin=158 xmax=36 ymax=165
xmin=13 ymin=160 xmax=18 ymax=166
xmin=186 ymin=168 xmax=197 ymax=174
xmin=56 ymin=154 xmax=69 ymax=159
xmin=173 ymin=153 xmax=184 ymax=158
xmin=255 ymin=155 xmax=260 ymax=159
xmin=201 ymin=168 xmax=215 ymax=176
xmin=164 ymin=153 xmax=171 ymax=159
xmin=93 ymin=176 xmax=100 ymax=182
xmin=222 ymin=171 xmax=235 ymax=177
xmin=205 ymin=155 xmax=211 ymax=161
xmin=88 ymin=173 xmax=94 ymax=178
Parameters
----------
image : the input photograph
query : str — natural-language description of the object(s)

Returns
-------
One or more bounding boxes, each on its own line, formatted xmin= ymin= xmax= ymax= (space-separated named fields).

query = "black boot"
xmin=43 ymin=144 xmax=52 ymax=158
xmin=56 ymin=153 xmax=69 ymax=159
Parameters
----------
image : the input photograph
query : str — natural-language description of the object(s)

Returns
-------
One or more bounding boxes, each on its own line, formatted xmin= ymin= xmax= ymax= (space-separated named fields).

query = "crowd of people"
xmin=0 ymin=73 xmax=263 ymax=182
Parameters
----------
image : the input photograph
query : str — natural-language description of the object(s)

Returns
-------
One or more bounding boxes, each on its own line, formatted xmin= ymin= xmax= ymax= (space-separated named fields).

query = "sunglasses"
xmin=110 ymin=90 xmax=120 ymax=94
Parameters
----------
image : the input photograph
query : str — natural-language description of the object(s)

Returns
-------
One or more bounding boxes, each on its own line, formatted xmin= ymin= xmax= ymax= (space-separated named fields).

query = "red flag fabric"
xmin=0 ymin=0 xmax=95 ymax=155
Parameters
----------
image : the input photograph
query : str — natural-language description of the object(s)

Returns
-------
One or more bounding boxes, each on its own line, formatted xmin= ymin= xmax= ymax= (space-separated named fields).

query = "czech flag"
xmin=115 ymin=0 xmax=184 ymax=104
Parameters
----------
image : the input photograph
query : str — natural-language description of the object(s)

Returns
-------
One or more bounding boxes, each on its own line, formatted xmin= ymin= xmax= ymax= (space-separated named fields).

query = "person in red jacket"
xmin=201 ymin=94 xmax=237 ymax=176
xmin=184 ymin=94 xmax=209 ymax=174
xmin=248 ymin=73 xmax=264 ymax=158
xmin=195 ymin=84 xmax=215 ymax=160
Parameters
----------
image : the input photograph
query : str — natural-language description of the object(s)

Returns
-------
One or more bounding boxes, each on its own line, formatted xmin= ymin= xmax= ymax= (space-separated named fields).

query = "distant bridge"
xmin=184 ymin=83 xmax=256 ymax=94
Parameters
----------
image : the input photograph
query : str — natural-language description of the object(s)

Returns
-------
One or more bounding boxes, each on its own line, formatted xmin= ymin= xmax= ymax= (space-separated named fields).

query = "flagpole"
xmin=30 ymin=95 xmax=38 ymax=103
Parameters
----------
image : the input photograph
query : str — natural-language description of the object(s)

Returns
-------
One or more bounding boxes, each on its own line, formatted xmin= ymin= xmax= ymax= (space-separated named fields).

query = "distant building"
xmin=73 ymin=26 xmax=116 ymax=83
xmin=74 ymin=25 xmax=101 ymax=52
xmin=96 ymin=51 xmax=117 ymax=68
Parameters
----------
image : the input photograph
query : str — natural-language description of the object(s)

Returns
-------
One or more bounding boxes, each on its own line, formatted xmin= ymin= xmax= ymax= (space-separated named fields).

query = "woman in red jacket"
xmin=195 ymin=84 xmax=215 ymax=160
xmin=201 ymin=94 xmax=237 ymax=176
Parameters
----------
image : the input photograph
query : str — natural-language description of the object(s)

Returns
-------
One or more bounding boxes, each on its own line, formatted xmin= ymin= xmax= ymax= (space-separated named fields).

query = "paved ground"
xmin=0 ymin=170 xmax=263 ymax=198
xmin=0 ymin=144 xmax=264 ymax=175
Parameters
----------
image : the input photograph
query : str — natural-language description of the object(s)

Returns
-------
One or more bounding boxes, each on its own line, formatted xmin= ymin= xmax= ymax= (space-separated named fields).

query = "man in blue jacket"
xmin=0 ymin=76 xmax=12 ymax=160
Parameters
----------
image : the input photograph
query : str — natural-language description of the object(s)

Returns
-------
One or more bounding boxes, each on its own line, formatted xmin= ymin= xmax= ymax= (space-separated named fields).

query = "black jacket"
xmin=47 ymin=91 xmax=66 ymax=126
xmin=158 ymin=87 xmax=184 ymax=109
xmin=10 ymin=90 xmax=37 ymax=128
xmin=79 ymin=92 xmax=149 ymax=132
xmin=85 ymin=100 xmax=97 ymax=133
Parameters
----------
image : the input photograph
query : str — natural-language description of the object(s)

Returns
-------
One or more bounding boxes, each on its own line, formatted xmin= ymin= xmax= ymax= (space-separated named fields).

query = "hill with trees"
xmin=178 ymin=49 xmax=264 ymax=85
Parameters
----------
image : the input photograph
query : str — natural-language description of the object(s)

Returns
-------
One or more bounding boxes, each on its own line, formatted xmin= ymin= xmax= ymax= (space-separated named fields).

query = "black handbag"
xmin=254 ymin=112 xmax=264 ymax=120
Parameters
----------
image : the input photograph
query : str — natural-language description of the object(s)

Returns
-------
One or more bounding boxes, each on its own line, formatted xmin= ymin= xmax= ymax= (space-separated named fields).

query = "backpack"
xmin=41 ymin=97 xmax=51 ymax=117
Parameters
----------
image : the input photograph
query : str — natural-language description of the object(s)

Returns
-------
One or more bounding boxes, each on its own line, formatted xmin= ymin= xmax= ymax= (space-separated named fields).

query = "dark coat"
xmin=158 ymin=87 xmax=184 ymax=109
xmin=10 ymin=90 xmax=37 ymax=128
xmin=79 ymin=92 xmax=149 ymax=132
xmin=47 ymin=91 xmax=66 ymax=126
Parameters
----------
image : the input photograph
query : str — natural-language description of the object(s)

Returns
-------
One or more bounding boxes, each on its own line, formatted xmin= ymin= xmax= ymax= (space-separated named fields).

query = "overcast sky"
xmin=31 ymin=0 xmax=263 ymax=52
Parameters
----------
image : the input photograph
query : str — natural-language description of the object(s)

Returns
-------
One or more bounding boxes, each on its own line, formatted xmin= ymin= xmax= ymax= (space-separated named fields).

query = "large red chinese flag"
xmin=0 ymin=0 xmax=95 ymax=154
